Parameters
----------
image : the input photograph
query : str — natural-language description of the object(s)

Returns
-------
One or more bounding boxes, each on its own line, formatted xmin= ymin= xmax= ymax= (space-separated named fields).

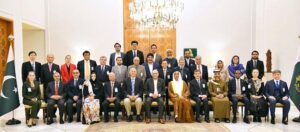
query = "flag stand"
xmin=6 ymin=111 xmax=21 ymax=125
xmin=292 ymin=114 xmax=300 ymax=122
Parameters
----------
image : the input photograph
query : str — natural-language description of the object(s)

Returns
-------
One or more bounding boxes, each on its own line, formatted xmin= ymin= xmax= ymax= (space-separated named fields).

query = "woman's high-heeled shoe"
xmin=27 ymin=118 xmax=32 ymax=127
xmin=32 ymin=119 xmax=37 ymax=126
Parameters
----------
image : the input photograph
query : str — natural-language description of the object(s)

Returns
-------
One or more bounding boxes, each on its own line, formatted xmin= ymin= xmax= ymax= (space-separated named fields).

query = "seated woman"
xmin=82 ymin=73 xmax=101 ymax=124
xmin=168 ymin=68 xmax=194 ymax=123
xmin=209 ymin=70 xmax=230 ymax=123
xmin=228 ymin=55 xmax=246 ymax=79
xmin=248 ymin=69 xmax=267 ymax=122
xmin=22 ymin=71 xmax=41 ymax=127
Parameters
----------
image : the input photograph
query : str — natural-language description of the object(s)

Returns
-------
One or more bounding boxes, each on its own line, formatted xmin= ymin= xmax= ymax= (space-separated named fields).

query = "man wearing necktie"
xmin=163 ymin=49 xmax=178 ymax=70
xmin=102 ymin=73 xmax=122 ymax=122
xmin=95 ymin=56 xmax=112 ymax=84
xmin=265 ymin=70 xmax=290 ymax=125
xmin=22 ymin=51 xmax=42 ymax=82
xmin=46 ymin=72 xmax=66 ymax=125
xmin=77 ymin=50 xmax=97 ymax=80
xmin=246 ymin=50 xmax=265 ymax=79
xmin=177 ymin=57 xmax=191 ymax=83
xmin=123 ymin=68 xmax=143 ymax=122
xmin=124 ymin=40 xmax=144 ymax=66
xmin=228 ymin=70 xmax=250 ymax=124
xmin=66 ymin=69 xmax=85 ymax=123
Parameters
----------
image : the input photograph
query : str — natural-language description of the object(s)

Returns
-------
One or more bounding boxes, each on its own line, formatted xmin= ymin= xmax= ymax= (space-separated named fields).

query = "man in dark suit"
xmin=143 ymin=53 xmax=160 ymax=80
xmin=41 ymin=54 xmax=60 ymax=101
xmin=77 ymin=50 xmax=97 ymax=80
xmin=178 ymin=57 xmax=191 ymax=83
xmin=184 ymin=50 xmax=195 ymax=69
xmin=109 ymin=43 xmax=126 ymax=66
xmin=46 ymin=72 xmax=66 ymax=125
xmin=95 ymin=56 xmax=112 ymax=85
xmin=102 ymin=73 xmax=122 ymax=122
xmin=163 ymin=49 xmax=178 ymax=70
xmin=122 ymin=67 xmax=144 ymax=122
xmin=144 ymin=69 xmax=165 ymax=124
xmin=190 ymin=55 xmax=208 ymax=82
xmin=265 ymin=70 xmax=290 ymax=125
xmin=125 ymin=40 xmax=144 ymax=66
xmin=150 ymin=44 xmax=163 ymax=65
xmin=246 ymin=50 xmax=265 ymax=79
xmin=228 ymin=70 xmax=250 ymax=124
xmin=22 ymin=51 xmax=42 ymax=82
xmin=190 ymin=70 xmax=210 ymax=123
xmin=66 ymin=69 xmax=85 ymax=123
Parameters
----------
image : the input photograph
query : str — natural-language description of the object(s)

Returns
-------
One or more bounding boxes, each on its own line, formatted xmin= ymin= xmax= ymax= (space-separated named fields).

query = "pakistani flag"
xmin=290 ymin=47 xmax=300 ymax=112
xmin=0 ymin=45 xmax=20 ymax=116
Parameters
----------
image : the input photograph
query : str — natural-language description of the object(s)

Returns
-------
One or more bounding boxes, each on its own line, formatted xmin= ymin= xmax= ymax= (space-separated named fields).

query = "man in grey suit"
xmin=151 ymin=44 xmax=162 ymax=65
xmin=112 ymin=57 xmax=127 ymax=84
xmin=128 ymin=57 xmax=146 ymax=82
xmin=144 ymin=69 xmax=166 ymax=124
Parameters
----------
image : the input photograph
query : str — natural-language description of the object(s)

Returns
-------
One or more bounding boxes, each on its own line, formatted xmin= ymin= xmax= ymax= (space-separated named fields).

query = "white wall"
xmin=22 ymin=30 xmax=45 ymax=63
xmin=47 ymin=0 xmax=123 ymax=65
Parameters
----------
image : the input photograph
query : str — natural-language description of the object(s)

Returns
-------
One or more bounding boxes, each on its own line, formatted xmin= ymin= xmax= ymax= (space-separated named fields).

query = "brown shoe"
xmin=158 ymin=119 xmax=165 ymax=124
xmin=146 ymin=118 xmax=151 ymax=124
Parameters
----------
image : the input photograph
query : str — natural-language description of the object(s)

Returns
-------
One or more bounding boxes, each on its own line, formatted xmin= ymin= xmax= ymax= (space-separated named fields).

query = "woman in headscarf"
xmin=168 ymin=68 xmax=194 ymax=123
xmin=215 ymin=60 xmax=230 ymax=82
xmin=228 ymin=55 xmax=246 ymax=79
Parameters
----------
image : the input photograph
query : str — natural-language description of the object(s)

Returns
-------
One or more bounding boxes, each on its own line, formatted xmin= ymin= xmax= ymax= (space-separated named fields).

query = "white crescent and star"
xmin=0 ymin=75 xmax=16 ymax=99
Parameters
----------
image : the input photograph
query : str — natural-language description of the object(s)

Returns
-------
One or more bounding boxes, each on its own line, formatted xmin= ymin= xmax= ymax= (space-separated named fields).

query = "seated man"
xmin=66 ymin=69 xmax=84 ymax=123
xmin=190 ymin=70 xmax=210 ymax=123
xmin=102 ymin=73 xmax=122 ymax=122
xmin=46 ymin=72 xmax=66 ymax=125
xmin=144 ymin=69 xmax=165 ymax=124
xmin=123 ymin=67 xmax=143 ymax=122
xmin=265 ymin=70 xmax=290 ymax=125
xmin=228 ymin=70 xmax=250 ymax=124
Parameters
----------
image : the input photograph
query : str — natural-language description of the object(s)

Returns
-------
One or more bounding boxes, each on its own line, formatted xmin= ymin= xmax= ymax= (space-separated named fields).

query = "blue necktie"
xmin=131 ymin=78 xmax=135 ymax=96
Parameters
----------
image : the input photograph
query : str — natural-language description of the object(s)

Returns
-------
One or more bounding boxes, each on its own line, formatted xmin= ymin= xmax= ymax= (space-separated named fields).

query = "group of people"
xmin=21 ymin=41 xmax=290 ymax=127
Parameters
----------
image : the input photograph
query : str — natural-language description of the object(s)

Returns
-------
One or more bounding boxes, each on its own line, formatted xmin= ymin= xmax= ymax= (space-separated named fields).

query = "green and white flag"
xmin=290 ymin=46 xmax=300 ymax=111
xmin=0 ymin=45 xmax=20 ymax=116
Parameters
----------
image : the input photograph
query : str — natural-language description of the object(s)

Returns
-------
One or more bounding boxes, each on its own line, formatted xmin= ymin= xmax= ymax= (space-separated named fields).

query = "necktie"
xmin=198 ymin=80 xmax=201 ymax=87
xmin=131 ymin=78 xmax=135 ymax=96
xmin=236 ymin=79 xmax=241 ymax=95
xmin=31 ymin=63 xmax=35 ymax=71
xmin=133 ymin=51 xmax=137 ymax=57
xmin=102 ymin=65 xmax=105 ymax=72
xmin=85 ymin=61 xmax=90 ymax=80
xmin=253 ymin=60 xmax=257 ymax=68
xmin=154 ymin=80 xmax=158 ymax=95
xmin=74 ymin=79 xmax=77 ymax=86
xmin=49 ymin=64 xmax=52 ymax=72
xmin=163 ymin=69 xmax=166 ymax=80
xmin=276 ymin=80 xmax=280 ymax=88
xmin=111 ymin=82 xmax=114 ymax=97
xmin=55 ymin=82 xmax=59 ymax=95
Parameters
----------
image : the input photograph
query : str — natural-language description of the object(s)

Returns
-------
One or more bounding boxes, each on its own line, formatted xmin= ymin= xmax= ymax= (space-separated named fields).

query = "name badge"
xmin=79 ymin=85 xmax=83 ymax=89
xmin=185 ymin=74 xmax=187 ymax=78
xmin=91 ymin=67 xmax=94 ymax=71
xmin=282 ymin=88 xmax=285 ymax=92
xmin=168 ymin=64 xmax=171 ymax=68
xmin=115 ymin=88 xmax=118 ymax=92
xmin=140 ymin=73 xmax=143 ymax=77
xmin=217 ymin=88 xmax=220 ymax=92
xmin=106 ymin=71 xmax=110 ymax=75
xmin=202 ymin=84 xmax=206 ymax=88
xmin=102 ymin=83 xmax=105 ymax=86
xmin=28 ymin=87 xmax=32 ymax=92
xmin=248 ymin=84 xmax=251 ymax=89
xmin=167 ymin=75 xmax=170 ymax=79
xmin=242 ymin=86 xmax=245 ymax=91
xmin=53 ymin=70 xmax=56 ymax=73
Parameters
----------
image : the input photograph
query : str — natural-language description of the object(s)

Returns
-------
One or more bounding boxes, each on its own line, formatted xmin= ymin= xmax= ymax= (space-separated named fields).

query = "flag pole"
xmin=5 ymin=35 xmax=21 ymax=125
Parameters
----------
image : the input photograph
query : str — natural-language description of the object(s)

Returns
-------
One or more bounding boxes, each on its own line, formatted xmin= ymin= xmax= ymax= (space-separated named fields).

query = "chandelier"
xmin=129 ymin=0 xmax=184 ymax=29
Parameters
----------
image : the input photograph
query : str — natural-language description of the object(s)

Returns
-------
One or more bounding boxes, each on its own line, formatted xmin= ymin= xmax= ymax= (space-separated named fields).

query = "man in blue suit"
xmin=77 ymin=50 xmax=97 ymax=80
xmin=109 ymin=43 xmax=125 ymax=67
xmin=143 ymin=53 xmax=160 ymax=80
xmin=265 ymin=70 xmax=290 ymax=125
xmin=228 ymin=70 xmax=250 ymax=124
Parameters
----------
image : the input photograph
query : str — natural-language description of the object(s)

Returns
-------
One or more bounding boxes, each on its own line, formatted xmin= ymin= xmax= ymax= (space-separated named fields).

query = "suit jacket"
xmin=22 ymin=61 xmax=42 ymax=82
xmin=128 ymin=65 xmax=147 ymax=82
xmin=246 ymin=59 xmax=265 ymax=79
xmin=103 ymin=81 xmax=122 ymax=100
xmin=95 ymin=65 xmax=112 ymax=83
xmin=163 ymin=57 xmax=178 ymax=70
xmin=184 ymin=58 xmax=195 ymax=69
xmin=190 ymin=79 xmax=208 ymax=98
xmin=109 ymin=52 xmax=126 ymax=66
xmin=158 ymin=68 xmax=173 ymax=87
xmin=153 ymin=53 xmax=163 ymax=65
xmin=190 ymin=64 xmax=208 ymax=82
xmin=144 ymin=78 xmax=165 ymax=97
xmin=177 ymin=66 xmax=191 ymax=83
xmin=77 ymin=59 xmax=97 ymax=79
xmin=67 ymin=78 xmax=85 ymax=99
xmin=41 ymin=63 xmax=60 ymax=87
xmin=46 ymin=81 xmax=66 ymax=99
xmin=60 ymin=63 xmax=77 ymax=84
xmin=228 ymin=78 xmax=248 ymax=99
xmin=265 ymin=80 xmax=289 ymax=99
xmin=111 ymin=65 xmax=128 ymax=83
xmin=125 ymin=50 xmax=144 ymax=66
xmin=122 ymin=77 xmax=144 ymax=98
xmin=143 ymin=62 xmax=160 ymax=79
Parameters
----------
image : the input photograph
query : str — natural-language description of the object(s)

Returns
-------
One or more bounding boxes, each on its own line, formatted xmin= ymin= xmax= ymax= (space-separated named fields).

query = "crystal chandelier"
xmin=129 ymin=0 xmax=184 ymax=29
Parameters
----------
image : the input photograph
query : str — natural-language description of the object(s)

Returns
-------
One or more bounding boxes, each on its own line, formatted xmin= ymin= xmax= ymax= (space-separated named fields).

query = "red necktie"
xmin=55 ymin=82 xmax=59 ymax=95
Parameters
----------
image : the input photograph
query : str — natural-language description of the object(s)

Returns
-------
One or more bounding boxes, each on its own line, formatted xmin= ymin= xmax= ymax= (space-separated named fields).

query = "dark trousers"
xmin=230 ymin=96 xmax=250 ymax=117
xmin=191 ymin=97 xmax=209 ymax=119
xmin=66 ymin=99 xmax=82 ymax=120
xmin=268 ymin=98 xmax=290 ymax=119
xmin=145 ymin=97 xmax=164 ymax=119
xmin=47 ymin=98 xmax=65 ymax=119
xmin=102 ymin=99 xmax=121 ymax=119
xmin=24 ymin=100 xmax=41 ymax=119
